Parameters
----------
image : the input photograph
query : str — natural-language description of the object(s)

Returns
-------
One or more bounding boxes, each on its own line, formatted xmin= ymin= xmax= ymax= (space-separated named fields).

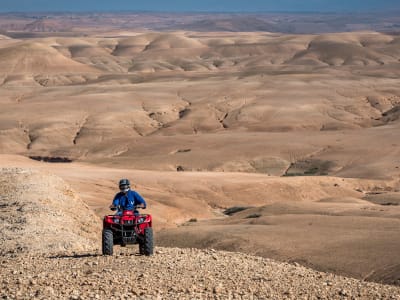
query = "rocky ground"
xmin=1 ymin=167 xmax=400 ymax=299
xmin=1 ymin=247 xmax=400 ymax=300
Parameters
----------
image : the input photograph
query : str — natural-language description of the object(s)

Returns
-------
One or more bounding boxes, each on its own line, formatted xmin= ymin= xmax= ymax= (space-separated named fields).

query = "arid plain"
xmin=1 ymin=13 xmax=400 ymax=297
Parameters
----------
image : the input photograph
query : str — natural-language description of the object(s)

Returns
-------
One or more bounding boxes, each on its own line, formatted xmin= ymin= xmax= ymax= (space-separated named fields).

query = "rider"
xmin=110 ymin=179 xmax=146 ymax=215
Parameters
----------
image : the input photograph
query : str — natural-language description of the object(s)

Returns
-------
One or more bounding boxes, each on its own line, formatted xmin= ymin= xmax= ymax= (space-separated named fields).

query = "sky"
xmin=1 ymin=0 xmax=400 ymax=13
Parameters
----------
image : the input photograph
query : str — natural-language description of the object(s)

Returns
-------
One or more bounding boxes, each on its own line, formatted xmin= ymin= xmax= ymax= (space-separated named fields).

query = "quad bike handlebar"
xmin=109 ymin=205 xmax=146 ymax=211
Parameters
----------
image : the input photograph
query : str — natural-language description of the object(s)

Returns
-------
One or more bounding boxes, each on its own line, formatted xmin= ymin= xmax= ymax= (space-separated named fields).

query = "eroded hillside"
xmin=0 ymin=32 xmax=399 ymax=179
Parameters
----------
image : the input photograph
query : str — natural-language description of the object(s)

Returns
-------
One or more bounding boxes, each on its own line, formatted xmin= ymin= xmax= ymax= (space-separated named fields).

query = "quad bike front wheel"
xmin=143 ymin=227 xmax=153 ymax=256
xmin=102 ymin=229 xmax=114 ymax=255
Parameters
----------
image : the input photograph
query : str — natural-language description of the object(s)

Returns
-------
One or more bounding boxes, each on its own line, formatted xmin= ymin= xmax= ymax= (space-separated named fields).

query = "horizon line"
xmin=1 ymin=9 xmax=400 ymax=14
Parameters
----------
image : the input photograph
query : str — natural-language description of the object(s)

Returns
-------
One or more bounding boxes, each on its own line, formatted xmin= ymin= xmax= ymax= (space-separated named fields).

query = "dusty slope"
xmin=0 ymin=167 xmax=101 ymax=255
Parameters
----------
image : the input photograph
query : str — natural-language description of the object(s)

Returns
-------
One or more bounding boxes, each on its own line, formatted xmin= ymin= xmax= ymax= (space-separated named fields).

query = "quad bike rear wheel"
xmin=102 ymin=229 xmax=113 ymax=255
xmin=143 ymin=227 xmax=153 ymax=256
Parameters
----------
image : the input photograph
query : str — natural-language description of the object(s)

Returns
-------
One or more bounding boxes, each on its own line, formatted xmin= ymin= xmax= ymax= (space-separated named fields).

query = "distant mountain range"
xmin=0 ymin=12 xmax=400 ymax=35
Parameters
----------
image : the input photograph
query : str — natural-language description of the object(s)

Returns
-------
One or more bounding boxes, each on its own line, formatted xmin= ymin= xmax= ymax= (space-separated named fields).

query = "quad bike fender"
xmin=136 ymin=214 xmax=152 ymax=233
xmin=103 ymin=216 xmax=115 ymax=227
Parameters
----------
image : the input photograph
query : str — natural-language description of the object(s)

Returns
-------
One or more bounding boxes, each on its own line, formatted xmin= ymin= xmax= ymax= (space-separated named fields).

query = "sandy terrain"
xmin=0 ymin=26 xmax=400 ymax=297
xmin=0 ymin=31 xmax=399 ymax=178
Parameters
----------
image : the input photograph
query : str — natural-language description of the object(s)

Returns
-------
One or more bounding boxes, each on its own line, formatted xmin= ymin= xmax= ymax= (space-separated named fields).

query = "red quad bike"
xmin=102 ymin=207 xmax=153 ymax=256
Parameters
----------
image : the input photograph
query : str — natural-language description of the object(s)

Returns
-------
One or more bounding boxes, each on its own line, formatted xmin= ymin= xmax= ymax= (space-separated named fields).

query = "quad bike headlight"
xmin=113 ymin=217 xmax=120 ymax=223
xmin=137 ymin=217 xmax=145 ymax=224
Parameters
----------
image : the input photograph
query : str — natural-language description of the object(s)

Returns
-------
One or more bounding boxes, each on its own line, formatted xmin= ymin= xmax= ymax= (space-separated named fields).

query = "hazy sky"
xmin=1 ymin=0 xmax=400 ymax=13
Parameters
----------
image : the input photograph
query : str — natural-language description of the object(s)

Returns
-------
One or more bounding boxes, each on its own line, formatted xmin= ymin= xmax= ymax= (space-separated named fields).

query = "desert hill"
xmin=170 ymin=16 xmax=279 ymax=32
xmin=0 ymin=32 xmax=399 ymax=179
xmin=0 ymin=40 xmax=99 ymax=75
xmin=2 ymin=31 xmax=399 ymax=74
xmin=0 ymin=166 xmax=399 ymax=299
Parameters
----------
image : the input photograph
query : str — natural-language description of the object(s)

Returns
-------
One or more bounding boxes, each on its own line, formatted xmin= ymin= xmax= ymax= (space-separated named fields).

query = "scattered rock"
xmin=0 ymin=247 xmax=398 ymax=299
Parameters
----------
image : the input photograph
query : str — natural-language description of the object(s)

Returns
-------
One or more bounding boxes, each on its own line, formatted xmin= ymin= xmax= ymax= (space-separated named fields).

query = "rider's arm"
xmin=133 ymin=191 xmax=146 ymax=209
xmin=110 ymin=194 xmax=120 ymax=209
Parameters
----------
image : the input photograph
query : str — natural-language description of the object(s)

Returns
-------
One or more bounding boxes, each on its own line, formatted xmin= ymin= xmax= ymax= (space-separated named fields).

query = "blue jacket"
xmin=112 ymin=190 xmax=146 ymax=211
